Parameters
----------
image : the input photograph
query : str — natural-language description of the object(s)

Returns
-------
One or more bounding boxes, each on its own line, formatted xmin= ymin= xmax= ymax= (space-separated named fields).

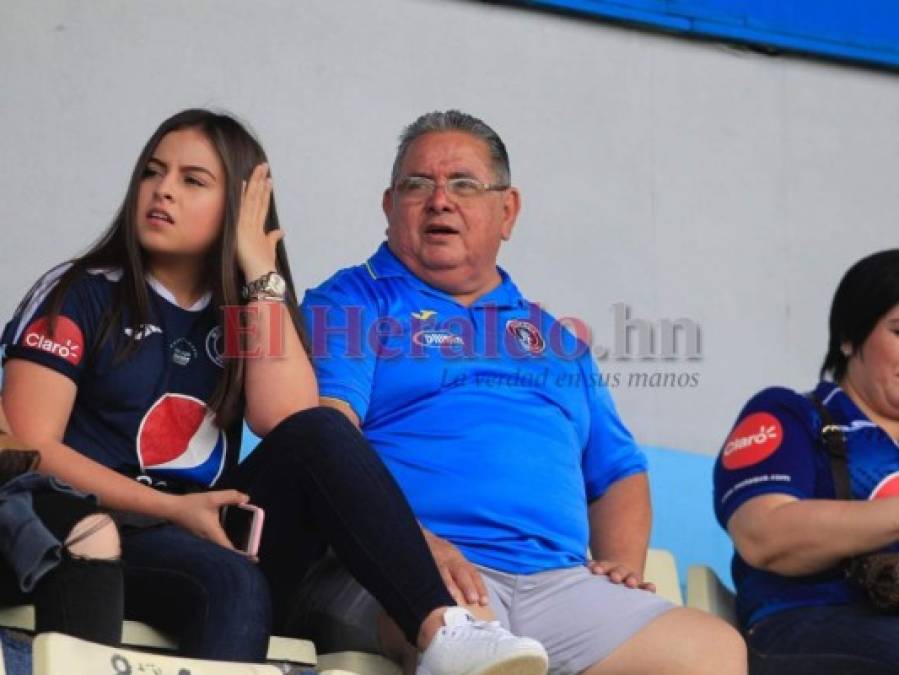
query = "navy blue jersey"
xmin=713 ymin=381 xmax=899 ymax=628
xmin=1 ymin=266 xmax=239 ymax=489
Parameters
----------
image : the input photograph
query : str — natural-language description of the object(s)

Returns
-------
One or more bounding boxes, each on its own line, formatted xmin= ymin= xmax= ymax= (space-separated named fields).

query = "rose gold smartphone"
xmin=221 ymin=503 xmax=265 ymax=557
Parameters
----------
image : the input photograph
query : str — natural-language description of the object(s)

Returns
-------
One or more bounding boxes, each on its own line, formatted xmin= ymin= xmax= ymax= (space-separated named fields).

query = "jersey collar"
xmin=815 ymin=381 xmax=874 ymax=428
xmin=146 ymin=274 xmax=211 ymax=312
xmin=365 ymin=242 xmax=528 ymax=310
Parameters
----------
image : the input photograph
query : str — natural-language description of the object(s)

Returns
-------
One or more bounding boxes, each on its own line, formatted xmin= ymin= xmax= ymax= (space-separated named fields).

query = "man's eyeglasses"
xmin=394 ymin=176 xmax=509 ymax=202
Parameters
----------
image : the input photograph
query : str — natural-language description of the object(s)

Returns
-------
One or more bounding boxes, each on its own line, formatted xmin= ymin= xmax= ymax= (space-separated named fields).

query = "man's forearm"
xmin=588 ymin=472 xmax=652 ymax=574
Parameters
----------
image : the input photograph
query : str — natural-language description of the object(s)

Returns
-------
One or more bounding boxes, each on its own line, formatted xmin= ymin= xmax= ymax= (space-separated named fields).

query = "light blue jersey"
xmin=302 ymin=244 xmax=646 ymax=574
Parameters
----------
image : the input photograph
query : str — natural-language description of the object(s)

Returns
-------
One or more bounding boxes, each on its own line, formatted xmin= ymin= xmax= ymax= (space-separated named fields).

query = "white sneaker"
xmin=416 ymin=606 xmax=549 ymax=675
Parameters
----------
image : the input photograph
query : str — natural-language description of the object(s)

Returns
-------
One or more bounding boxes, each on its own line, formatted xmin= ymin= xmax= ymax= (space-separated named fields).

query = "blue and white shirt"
xmin=714 ymin=381 xmax=899 ymax=628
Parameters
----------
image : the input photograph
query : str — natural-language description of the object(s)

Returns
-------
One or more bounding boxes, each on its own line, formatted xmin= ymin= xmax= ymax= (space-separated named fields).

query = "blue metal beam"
xmin=511 ymin=0 xmax=899 ymax=70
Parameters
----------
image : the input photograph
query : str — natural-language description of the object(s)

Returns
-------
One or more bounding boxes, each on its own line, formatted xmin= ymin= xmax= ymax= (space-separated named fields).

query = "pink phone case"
xmin=235 ymin=503 xmax=265 ymax=557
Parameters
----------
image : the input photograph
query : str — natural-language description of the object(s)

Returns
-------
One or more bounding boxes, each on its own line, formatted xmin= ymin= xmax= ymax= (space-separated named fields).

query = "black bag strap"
xmin=806 ymin=393 xmax=852 ymax=501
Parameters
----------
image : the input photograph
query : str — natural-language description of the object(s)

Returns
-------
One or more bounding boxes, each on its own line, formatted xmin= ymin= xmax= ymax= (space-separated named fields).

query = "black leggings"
xmin=0 ymin=490 xmax=123 ymax=645
xmin=222 ymin=406 xmax=454 ymax=644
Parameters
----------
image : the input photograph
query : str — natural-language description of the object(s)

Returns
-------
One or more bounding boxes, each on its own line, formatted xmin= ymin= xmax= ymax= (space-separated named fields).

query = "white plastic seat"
xmin=318 ymin=650 xmax=402 ymax=675
xmin=32 ymin=631 xmax=283 ymax=675
xmin=686 ymin=564 xmax=737 ymax=626
xmin=0 ymin=604 xmax=317 ymax=668
xmin=645 ymin=548 xmax=684 ymax=606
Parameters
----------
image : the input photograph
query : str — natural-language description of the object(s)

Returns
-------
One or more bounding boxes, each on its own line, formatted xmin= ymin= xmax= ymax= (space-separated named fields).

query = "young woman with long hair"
xmin=0 ymin=109 xmax=548 ymax=673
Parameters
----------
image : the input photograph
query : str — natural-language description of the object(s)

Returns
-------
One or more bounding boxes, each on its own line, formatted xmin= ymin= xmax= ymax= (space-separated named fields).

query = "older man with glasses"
xmin=296 ymin=110 xmax=746 ymax=675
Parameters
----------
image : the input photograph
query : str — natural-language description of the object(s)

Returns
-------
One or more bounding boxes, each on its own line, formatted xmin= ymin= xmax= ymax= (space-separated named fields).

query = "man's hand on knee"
xmin=423 ymin=529 xmax=490 ymax=606
xmin=587 ymin=559 xmax=656 ymax=592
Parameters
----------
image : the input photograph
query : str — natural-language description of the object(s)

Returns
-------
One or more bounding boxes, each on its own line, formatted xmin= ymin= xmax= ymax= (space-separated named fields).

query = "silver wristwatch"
xmin=242 ymin=271 xmax=287 ymax=302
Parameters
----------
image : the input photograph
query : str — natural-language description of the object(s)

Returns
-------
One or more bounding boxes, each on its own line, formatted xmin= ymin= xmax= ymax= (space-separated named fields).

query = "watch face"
xmin=268 ymin=273 xmax=286 ymax=295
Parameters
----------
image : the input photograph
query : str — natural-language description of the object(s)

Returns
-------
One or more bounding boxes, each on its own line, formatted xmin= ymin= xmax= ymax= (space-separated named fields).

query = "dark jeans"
xmin=0 ymin=490 xmax=123 ymax=646
xmin=746 ymin=603 xmax=899 ymax=675
xmin=122 ymin=524 xmax=271 ymax=661
xmin=125 ymin=406 xmax=453 ymax=663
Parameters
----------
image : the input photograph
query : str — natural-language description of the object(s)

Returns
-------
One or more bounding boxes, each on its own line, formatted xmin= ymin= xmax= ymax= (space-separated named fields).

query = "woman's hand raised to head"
xmin=235 ymin=162 xmax=319 ymax=432
xmin=236 ymin=163 xmax=282 ymax=281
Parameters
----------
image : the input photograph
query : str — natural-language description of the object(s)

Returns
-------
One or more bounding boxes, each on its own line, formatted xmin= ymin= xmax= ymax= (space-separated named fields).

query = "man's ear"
xmin=500 ymin=187 xmax=521 ymax=241
xmin=382 ymin=188 xmax=393 ymax=218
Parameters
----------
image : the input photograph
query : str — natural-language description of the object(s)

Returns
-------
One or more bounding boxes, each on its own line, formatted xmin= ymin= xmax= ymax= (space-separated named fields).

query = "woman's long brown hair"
xmin=20 ymin=109 xmax=308 ymax=428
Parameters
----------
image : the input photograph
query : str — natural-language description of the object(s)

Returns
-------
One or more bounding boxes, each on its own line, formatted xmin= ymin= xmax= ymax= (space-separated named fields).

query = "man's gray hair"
xmin=390 ymin=110 xmax=511 ymax=187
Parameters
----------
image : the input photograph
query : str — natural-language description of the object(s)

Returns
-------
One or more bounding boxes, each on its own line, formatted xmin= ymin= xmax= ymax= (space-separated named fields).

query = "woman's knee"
xmin=65 ymin=513 xmax=120 ymax=560
xmin=262 ymin=405 xmax=365 ymax=464
xmin=193 ymin=548 xmax=272 ymax=616
xmin=209 ymin=555 xmax=273 ymax=638
xmin=273 ymin=406 xmax=356 ymax=441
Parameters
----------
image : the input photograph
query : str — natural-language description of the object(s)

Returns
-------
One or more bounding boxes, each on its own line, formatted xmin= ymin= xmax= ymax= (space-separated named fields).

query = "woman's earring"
xmin=841 ymin=343 xmax=852 ymax=357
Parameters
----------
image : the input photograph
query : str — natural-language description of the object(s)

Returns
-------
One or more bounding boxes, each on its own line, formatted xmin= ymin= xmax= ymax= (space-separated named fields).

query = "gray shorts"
xmin=291 ymin=553 xmax=674 ymax=674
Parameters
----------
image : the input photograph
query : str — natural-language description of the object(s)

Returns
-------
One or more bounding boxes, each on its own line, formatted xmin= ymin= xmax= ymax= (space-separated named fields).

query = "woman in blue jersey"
xmin=714 ymin=249 xmax=899 ymax=674
xmin=0 ymin=109 xmax=548 ymax=672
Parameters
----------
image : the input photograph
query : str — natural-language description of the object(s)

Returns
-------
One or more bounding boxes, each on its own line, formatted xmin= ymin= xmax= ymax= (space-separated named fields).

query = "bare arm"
xmin=588 ymin=472 xmax=654 ymax=589
xmin=238 ymin=164 xmax=318 ymax=436
xmin=241 ymin=298 xmax=318 ymax=435
xmin=320 ymin=397 xmax=360 ymax=427
xmin=0 ymin=395 xmax=8 ymax=433
xmin=3 ymin=359 xmax=246 ymax=548
xmin=728 ymin=492 xmax=899 ymax=576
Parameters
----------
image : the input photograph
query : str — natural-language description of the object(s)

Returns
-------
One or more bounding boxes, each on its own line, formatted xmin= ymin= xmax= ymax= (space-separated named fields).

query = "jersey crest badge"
xmin=205 ymin=326 xmax=224 ymax=368
xmin=506 ymin=320 xmax=545 ymax=355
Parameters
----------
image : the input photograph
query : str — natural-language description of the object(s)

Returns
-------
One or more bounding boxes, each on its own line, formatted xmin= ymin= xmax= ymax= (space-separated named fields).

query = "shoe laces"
xmin=443 ymin=615 xmax=505 ymax=641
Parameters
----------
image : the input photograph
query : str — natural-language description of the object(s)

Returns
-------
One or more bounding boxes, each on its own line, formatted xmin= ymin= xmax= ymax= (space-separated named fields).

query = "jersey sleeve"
xmin=580 ymin=355 xmax=647 ymax=501
xmin=713 ymin=387 xmax=818 ymax=529
xmin=1 ymin=267 xmax=100 ymax=384
xmin=301 ymin=269 xmax=380 ymax=423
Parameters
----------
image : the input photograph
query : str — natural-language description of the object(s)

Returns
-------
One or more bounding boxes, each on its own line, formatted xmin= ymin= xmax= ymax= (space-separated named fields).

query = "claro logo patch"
xmin=722 ymin=412 xmax=783 ymax=470
xmin=21 ymin=316 xmax=84 ymax=366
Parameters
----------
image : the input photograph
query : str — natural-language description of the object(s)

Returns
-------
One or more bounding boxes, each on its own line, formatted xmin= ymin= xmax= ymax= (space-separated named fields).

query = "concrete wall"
xmin=2 ymin=0 xmax=897 ymax=454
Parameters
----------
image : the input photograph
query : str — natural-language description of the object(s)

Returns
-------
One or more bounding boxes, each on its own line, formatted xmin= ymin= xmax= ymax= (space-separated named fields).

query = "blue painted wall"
xmin=645 ymin=446 xmax=733 ymax=590
xmin=510 ymin=0 xmax=899 ymax=69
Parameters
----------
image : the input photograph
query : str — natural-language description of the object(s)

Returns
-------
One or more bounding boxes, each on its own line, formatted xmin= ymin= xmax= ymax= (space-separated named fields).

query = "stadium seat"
xmin=686 ymin=564 xmax=737 ymax=626
xmin=0 ymin=604 xmax=317 ymax=669
xmin=32 ymin=632 xmax=285 ymax=675
xmin=645 ymin=548 xmax=684 ymax=606
xmin=318 ymin=650 xmax=402 ymax=675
